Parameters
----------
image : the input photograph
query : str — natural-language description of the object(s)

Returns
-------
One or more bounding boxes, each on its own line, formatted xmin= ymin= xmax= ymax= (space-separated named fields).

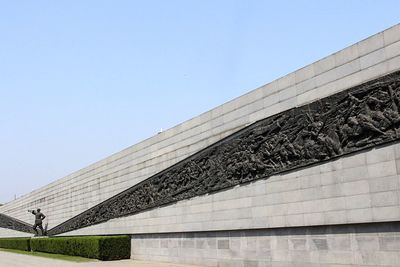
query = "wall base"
xmin=131 ymin=222 xmax=400 ymax=267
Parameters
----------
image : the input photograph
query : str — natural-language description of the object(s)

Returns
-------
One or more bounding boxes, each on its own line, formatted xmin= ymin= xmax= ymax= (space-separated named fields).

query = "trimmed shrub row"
xmin=0 ymin=238 xmax=31 ymax=251
xmin=0 ymin=235 xmax=130 ymax=261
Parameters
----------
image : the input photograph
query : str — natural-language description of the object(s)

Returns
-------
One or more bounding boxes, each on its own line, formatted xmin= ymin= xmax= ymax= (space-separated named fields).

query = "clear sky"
xmin=0 ymin=1 xmax=399 ymax=204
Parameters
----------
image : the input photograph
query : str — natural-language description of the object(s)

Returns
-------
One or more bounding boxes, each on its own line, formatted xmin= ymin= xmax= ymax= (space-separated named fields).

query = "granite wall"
xmin=1 ymin=24 xmax=400 ymax=267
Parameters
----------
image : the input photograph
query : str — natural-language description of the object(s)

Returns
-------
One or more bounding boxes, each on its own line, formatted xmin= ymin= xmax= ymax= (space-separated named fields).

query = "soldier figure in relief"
xmin=28 ymin=208 xmax=46 ymax=236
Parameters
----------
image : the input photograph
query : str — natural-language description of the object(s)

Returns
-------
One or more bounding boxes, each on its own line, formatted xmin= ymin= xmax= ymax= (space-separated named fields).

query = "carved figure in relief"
xmin=47 ymin=72 xmax=400 ymax=236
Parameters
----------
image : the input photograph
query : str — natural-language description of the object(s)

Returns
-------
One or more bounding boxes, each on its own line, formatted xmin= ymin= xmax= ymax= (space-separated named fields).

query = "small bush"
xmin=30 ymin=235 xmax=130 ymax=261
xmin=0 ymin=238 xmax=31 ymax=251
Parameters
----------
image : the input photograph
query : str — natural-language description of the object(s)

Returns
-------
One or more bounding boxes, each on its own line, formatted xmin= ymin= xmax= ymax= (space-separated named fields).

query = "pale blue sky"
xmin=1 ymin=1 xmax=399 ymax=203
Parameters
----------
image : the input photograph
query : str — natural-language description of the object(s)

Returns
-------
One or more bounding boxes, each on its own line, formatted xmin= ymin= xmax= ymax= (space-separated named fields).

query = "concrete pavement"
xmin=0 ymin=251 xmax=204 ymax=267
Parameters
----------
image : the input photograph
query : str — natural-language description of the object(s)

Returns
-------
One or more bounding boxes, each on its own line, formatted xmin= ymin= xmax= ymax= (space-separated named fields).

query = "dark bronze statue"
xmin=28 ymin=208 xmax=46 ymax=236
xmin=44 ymin=70 xmax=400 ymax=236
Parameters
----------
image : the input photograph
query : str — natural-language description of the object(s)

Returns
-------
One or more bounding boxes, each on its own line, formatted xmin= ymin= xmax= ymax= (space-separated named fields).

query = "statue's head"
xmin=37 ymin=208 xmax=41 ymax=212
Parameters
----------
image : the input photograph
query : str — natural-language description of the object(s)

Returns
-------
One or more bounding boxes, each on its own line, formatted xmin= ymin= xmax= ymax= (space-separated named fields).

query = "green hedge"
xmin=30 ymin=235 xmax=131 ymax=261
xmin=0 ymin=238 xmax=31 ymax=251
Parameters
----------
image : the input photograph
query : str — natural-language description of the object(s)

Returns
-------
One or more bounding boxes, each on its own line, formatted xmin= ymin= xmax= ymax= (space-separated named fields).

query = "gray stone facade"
xmin=1 ymin=24 xmax=400 ymax=230
xmin=132 ymin=222 xmax=400 ymax=267
xmin=0 ymin=23 xmax=400 ymax=267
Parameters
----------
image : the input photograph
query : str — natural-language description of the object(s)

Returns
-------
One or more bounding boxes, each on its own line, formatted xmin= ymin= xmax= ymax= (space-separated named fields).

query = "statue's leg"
xmin=33 ymin=224 xmax=38 ymax=236
xmin=38 ymin=224 xmax=44 ymax=236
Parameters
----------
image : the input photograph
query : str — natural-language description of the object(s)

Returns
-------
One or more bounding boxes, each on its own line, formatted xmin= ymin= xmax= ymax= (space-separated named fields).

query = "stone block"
xmin=260 ymin=81 xmax=278 ymax=98
xmin=297 ymin=89 xmax=316 ymax=106
xmin=334 ymin=44 xmax=359 ymax=67
xmin=313 ymin=56 xmax=336 ymax=76
xmin=342 ymin=180 xmax=370 ymax=196
xmin=296 ymin=77 xmax=316 ymax=95
xmin=295 ymin=65 xmax=315 ymax=84
xmin=285 ymin=214 xmax=304 ymax=227
xmin=303 ymin=212 xmax=324 ymax=225
xmin=263 ymin=190 xmax=288 ymax=205
xmin=249 ymin=109 xmax=268 ymax=124
xmin=315 ymin=68 xmax=337 ymax=88
xmin=277 ymin=73 xmax=296 ymax=91
xmin=243 ymin=260 xmax=259 ymax=267
xmin=289 ymin=238 xmax=307 ymax=250
xmin=263 ymin=103 xmax=281 ymax=118
xmin=218 ymin=239 xmax=230 ymax=249
xmin=288 ymin=250 xmax=311 ymax=263
xmin=328 ymin=236 xmax=351 ymax=251
xmin=268 ymin=215 xmax=286 ymax=228
xmin=371 ymin=191 xmax=398 ymax=207
xmin=372 ymin=206 xmax=400 ymax=221
xmin=286 ymin=202 xmax=303 ymax=215
xmin=248 ymin=98 xmax=264 ymax=114
xmin=320 ymin=172 xmax=337 ymax=186
xmin=278 ymin=86 xmax=296 ymax=102
xmin=335 ymin=71 xmax=362 ymax=92
xmin=344 ymin=194 xmax=371 ymax=209
xmin=302 ymin=199 xmax=324 ymax=213
xmin=320 ymin=250 xmax=355 ymax=265
xmin=189 ymin=203 xmax=212 ymax=214
xmin=360 ymin=48 xmax=386 ymax=70
xmin=369 ymin=175 xmax=399 ymax=193
xmin=387 ymin=55 xmax=400 ymax=73
xmin=213 ymin=197 xmax=252 ymax=211
xmin=324 ymin=197 xmax=346 ymax=211
xmin=300 ymin=187 xmax=323 ymax=201
xmin=358 ymin=32 xmax=384 ymax=56
xmin=336 ymin=59 xmax=361 ymax=79
xmin=213 ymin=208 xmax=251 ymax=221
xmin=376 ymin=251 xmax=400 ymax=266
xmin=383 ymin=24 xmax=400 ymax=45
xmin=300 ymin=174 xmax=321 ymax=189
xmin=279 ymin=97 xmax=297 ymax=112
xmin=262 ymin=92 xmax=279 ymax=108
xmin=368 ymin=160 xmax=397 ymax=178
xmin=385 ymin=40 xmax=400 ymax=59
xmin=366 ymin=146 xmax=395 ymax=164
xmin=182 ymin=239 xmax=195 ymax=249
xmin=223 ymin=107 xmax=248 ymax=125
xmin=360 ymin=61 xmax=388 ymax=83
xmin=356 ymin=236 xmax=380 ymax=251
xmin=311 ymin=238 xmax=328 ymax=250
xmin=379 ymin=236 xmax=400 ymax=251
xmin=341 ymin=165 xmax=369 ymax=183
xmin=266 ymin=179 xmax=294 ymax=194
xmin=346 ymin=208 xmax=373 ymax=223
xmin=251 ymin=217 xmax=269 ymax=228
xmin=318 ymin=77 xmax=341 ymax=98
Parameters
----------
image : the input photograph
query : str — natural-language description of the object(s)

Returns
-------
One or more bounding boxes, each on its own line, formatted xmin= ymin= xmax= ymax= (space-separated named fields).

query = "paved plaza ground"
xmin=0 ymin=251 xmax=203 ymax=267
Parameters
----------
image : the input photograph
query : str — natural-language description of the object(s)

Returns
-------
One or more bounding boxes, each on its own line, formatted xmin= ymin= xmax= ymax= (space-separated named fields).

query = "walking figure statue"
xmin=28 ymin=208 xmax=46 ymax=236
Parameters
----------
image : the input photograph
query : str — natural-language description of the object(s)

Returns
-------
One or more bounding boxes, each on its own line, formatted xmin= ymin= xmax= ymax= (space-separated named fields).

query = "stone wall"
xmin=61 ymin=142 xmax=400 ymax=236
xmin=1 ymin=24 xmax=399 ymax=230
xmin=0 ymin=228 xmax=31 ymax=238
xmin=131 ymin=222 xmax=400 ymax=267
xmin=1 ymin=24 xmax=400 ymax=267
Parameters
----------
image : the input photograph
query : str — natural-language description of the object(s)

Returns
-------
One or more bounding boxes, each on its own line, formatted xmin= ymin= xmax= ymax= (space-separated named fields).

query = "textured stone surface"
xmin=0 ymin=213 xmax=33 ymax=234
xmin=49 ymin=70 xmax=400 ymax=235
xmin=0 ymin=227 xmax=32 ymax=238
xmin=58 ymin=141 xmax=399 ymax=238
xmin=0 ymin=24 xmax=400 ymax=243
xmin=131 ymin=222 xmax=400 ymax=267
